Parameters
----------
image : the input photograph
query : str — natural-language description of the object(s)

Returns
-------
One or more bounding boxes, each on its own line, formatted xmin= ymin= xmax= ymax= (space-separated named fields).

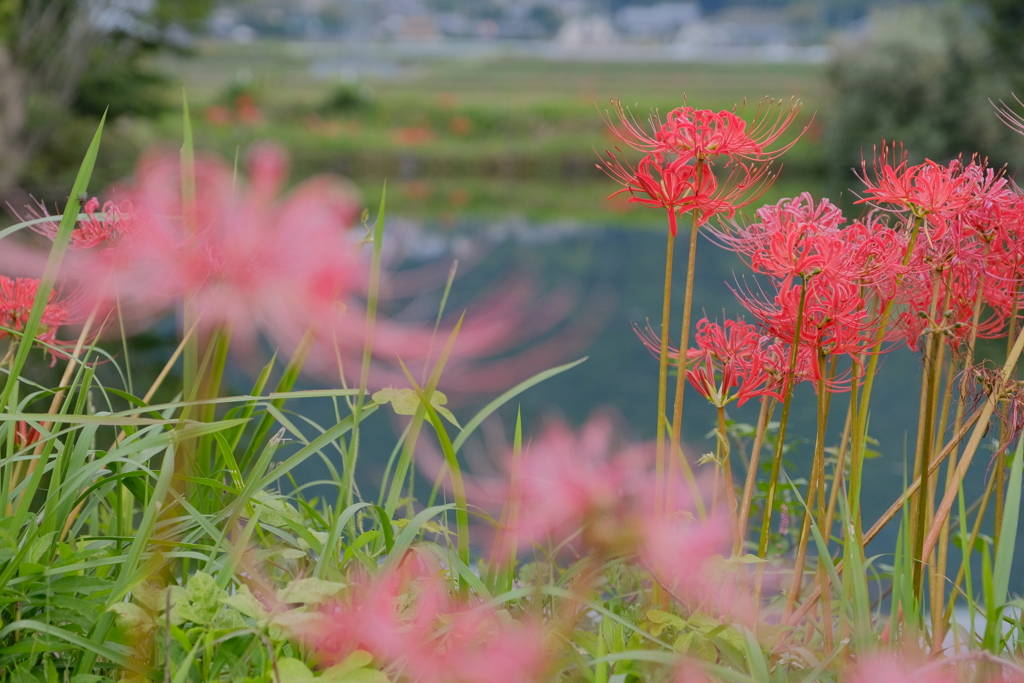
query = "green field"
xmin=37 ymin=41 xmax=828 ymax=223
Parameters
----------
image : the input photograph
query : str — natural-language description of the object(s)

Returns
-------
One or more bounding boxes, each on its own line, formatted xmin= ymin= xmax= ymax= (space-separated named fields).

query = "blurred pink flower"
xmin=461 ymin=412 xmax=732 ymax=610
xmin=844 ymin=653 xmax=956 ymax=683
xmin=6 ymin=143 xmax=364 ymax=350
xmin=299 ymin=553 xmax=550 ymax=683
xmin=7 ymin=143 xmax=597 ymax=395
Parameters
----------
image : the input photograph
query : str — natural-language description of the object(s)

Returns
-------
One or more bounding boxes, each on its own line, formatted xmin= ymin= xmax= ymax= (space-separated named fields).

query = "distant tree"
xmin=825 ymin=3 xmax=1023 ymax=182
xmin=0 ymin=0 xmax=213 ymax=197
xmin=977 ymin=0 xmax=1024 ymax=92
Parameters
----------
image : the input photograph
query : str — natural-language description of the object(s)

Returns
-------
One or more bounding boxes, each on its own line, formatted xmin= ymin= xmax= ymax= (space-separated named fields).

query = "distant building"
xmin=615 ymin=2 xmax=699 ymax=42
xmin=673 ymin=8 xmax=830 ymax=63
xmin=556 ymin=15 xmax=618 ymax=47
xmin=378 ymin=0 xmax=440 ymax=41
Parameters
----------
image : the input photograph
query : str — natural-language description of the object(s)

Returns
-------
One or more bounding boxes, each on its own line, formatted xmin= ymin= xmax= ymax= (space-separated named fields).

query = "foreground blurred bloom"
xmin=4 ymin=143 xmax=364 ymax=347
xmin=297 ymin=553 xmax=550 ymax=683
xmin=476 ymin=414 xmax=732 ymax=609
xmin=843 ymin=653 xmax=955 ymax=683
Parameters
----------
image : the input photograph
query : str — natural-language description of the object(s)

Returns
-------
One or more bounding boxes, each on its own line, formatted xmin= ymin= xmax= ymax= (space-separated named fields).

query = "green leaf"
xmin=322 ymin=650 xmax=374 ymax=678
xmin=280 ymin=578 xmax=347 ymax=605
xmin=181 ymin=571 xmax=224 ymax=625
xmin=221 ymin=584 xmax=268 ymax=621
xmin=325 ymin=669 xmax=390 ymax=683
xmin=275 ymin=658 xmax=316 ymax=682
xmin=322 ymin=651 xmax=389 ymax=683
xmin=109 ymin=602 xmax=156 ymax=634
xmin=645 ymin=608 xmax=686 ymax=636
xmin=986 ymin=435 xmax=1024 ymax=651
xmin=673 ymin=631 xmax=717 ymax=662
xmin=253 ymin=491 xmax=303 ymax=527
xmin=373 ymin=387 xmax=460 ymax=428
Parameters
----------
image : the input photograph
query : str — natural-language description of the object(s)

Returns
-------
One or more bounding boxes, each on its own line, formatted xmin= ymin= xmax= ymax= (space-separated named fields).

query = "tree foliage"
xmin=824 ymin=3 xmax=1024 ymax=182
xmin=0 ymin=0 xmax=213 ymax=197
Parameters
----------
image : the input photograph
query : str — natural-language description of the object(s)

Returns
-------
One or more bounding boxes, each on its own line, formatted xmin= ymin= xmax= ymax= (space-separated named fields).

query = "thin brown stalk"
xmin=738 ymin=397 xmax=773 ymax=552
xmin=995 ymin=289 xmax=1018 ymax=546
xmin=921 ymin=319 xmax=1024 ymax=567
xmin=790 ymin=406 xmax=984 ymax=624
xmin=21 ymin=307 xmax=101 ymax=483
xmin=717 ymin=406 xmax=740 ymax=553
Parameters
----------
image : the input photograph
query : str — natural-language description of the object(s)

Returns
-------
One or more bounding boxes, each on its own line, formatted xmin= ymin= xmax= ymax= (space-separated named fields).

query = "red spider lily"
xmin=297 ymin=554 xmax=550 ymax=683
xmin=896 ymin=256 xmax=1008 ymax=351
xmin=635 ymin=319 xmax=801 ymax=406
xmin=603 ymin=97 xmax=804 ymax=162
xmin=600 ymin=100 xmax=802 ymax=234
xmin=13 ymin=421 xmax=41 ymax=450
xmin=857 ymin=145 xmax=977 ymax=229
xmin=739 ymin=276 xmax=882 ymax=362
xmin=713 ymin=193 xmax=847 ymax=280
xmin=600 ymin=153 xmax=703 ymax=236
xmin=0 ymin=276 xmax=74 ymax=363
xmin=602 ymin=150 xmax=773 ymax=235
xmin=21 ymin=196 xmax=135 ymax=249
xmin=840 ymin=217 xmax=909 ymax=301
xmin=659 ymin=107 xmax=765 ymax=161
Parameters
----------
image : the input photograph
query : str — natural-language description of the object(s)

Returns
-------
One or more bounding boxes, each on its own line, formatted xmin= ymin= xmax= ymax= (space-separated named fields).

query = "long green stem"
xmin=758 ymin=283 xmax=808 ymax=559
xmin=655 ymin=228 xmax=676 ymax=515
xmin=783 ymin=352 xmax=831 ymax=618
xmin=738 ymin=397 xmax=773 ymax=552
xmin=717 ymin=405 xmax=739 ymax=552
xmin=669 ymin=206 xmax=703 ymax=493
xmin=913 ymin=314 xmax=945 ymax=597
xmin=849 ymin=215 xmax=923 ymax=546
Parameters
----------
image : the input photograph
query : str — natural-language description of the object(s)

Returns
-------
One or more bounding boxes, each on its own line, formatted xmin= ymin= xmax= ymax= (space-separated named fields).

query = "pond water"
xmin=256 ymin=215 xmax=1000 ymax=568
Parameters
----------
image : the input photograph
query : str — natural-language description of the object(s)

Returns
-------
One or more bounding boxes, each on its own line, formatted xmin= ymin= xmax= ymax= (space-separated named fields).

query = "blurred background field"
xmin=24 ymin=42 xmax=828 ymax=222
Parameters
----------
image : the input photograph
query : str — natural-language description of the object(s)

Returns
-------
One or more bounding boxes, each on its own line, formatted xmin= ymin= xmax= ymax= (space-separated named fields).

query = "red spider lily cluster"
xmin=858 ymin=149 xmax=1024 ymax=351
xmin=636 ymin=153 xmax=1024 ymax=407
xmin=600 ymin=99 xmax=803 ymax=235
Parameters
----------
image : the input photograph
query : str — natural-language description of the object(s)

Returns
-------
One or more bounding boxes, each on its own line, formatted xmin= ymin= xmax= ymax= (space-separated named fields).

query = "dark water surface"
xmin=252 ymin=216 xmax=1004 ymax=571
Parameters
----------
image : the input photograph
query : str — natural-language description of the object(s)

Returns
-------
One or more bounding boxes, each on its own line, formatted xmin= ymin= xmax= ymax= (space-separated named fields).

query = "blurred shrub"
xmin=321 ymin=83 xmax=373 ymax=115
xmin=824 ymin=3 xmax=1024 ymax=182
xmin=73 ymin=52 xmax=170 ymax=119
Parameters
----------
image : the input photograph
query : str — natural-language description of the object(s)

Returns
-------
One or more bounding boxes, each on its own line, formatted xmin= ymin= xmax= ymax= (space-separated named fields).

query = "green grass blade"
xmin=380 ymin=503 xmax=455 ymax=574
xmin=0 ymin=619 xmax=150 ymax=676
xmin=451 ymin=356 xmax=586 ymax=454
xmin=986 ymin=436 xmax=1024 ymax=651
xmin=0 ymin=113 xmax=106 ymax=411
